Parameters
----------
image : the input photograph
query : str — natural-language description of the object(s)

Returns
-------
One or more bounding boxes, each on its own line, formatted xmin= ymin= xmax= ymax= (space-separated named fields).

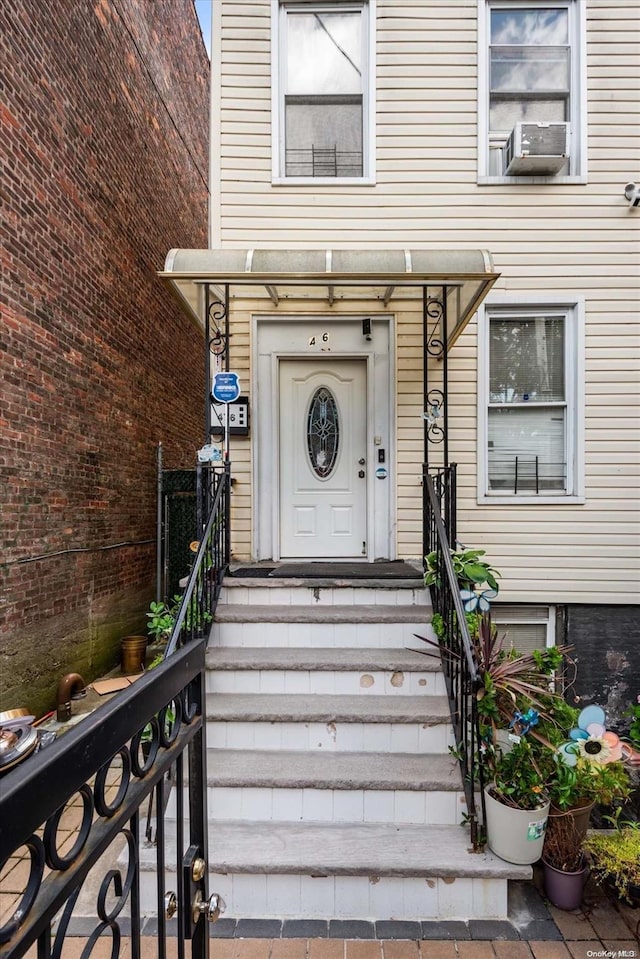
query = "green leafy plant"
xmin=146 ymin=594 xmax=213 ymax=644
xmin=146 ymin=598 xmax=179 ymax=642
xmin=623 ymin=695 xmax=640 ymax=751
xmin=490 ymin=738 xmax=550 ymax=810
xmin=583 ymin=822 xmax=640 ymax=904
xmin=546 ymin=755 xmax=631 ymax=811
xmin=424 ymin=548 xmax=501 ymax=593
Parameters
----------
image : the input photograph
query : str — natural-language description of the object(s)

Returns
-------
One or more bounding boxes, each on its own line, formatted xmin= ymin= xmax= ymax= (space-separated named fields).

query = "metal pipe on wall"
xmin=156 ymin=441 xmax=163 ymax=602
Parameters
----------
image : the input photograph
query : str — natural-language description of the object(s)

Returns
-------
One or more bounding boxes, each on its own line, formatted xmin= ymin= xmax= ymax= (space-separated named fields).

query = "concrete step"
xmin=207 ymin=693 xmax=452 ymax=753
xmin=167 ymin=750 xmax=464 ymax=824
xmin=138 ymin=822 xmax=530 ymax=920
xmin=214 ymin=605 xmax=430 ymax=624
xmin=206 ymin=646 xmax=445 ymax=696
xmin=211 ymin=607 xmax=431 ymax=649
xmin=200 ymin=748 xmax=465 ymax=825
xmin=207 ymin=693 xmax=449 ymax=724
xmin=206 ymin=748 xmax=460 ymax=791
xmin=219 ymin=580 xmax=429 ymax=608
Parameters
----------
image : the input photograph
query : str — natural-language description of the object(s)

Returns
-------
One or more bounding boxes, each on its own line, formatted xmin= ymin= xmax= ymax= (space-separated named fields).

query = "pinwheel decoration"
xmin=556 ymin=704 xmax=623 ymax=767
xmin=460 ymin=587 xmax=498 ymax=613
xmin=510 ymin=708 xmax=540 ymax=737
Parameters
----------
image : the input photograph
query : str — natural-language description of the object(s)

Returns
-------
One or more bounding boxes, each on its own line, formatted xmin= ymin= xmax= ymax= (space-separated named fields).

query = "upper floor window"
xmin=478 ymin=1 xmax=586 ymax=180
xmin=478 ymin=297 xmax=584 ymax=503
xmin=275 ymin=1 xmax=373 ymax=182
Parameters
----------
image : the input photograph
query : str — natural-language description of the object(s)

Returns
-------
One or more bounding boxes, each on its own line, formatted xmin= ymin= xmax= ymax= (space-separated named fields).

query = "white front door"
xmin=279 ymin=358 xmax=367 ymax=558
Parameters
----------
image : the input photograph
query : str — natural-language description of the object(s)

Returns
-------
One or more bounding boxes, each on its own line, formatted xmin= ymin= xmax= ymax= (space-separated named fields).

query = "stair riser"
xmin=165 ymin=787 xmax=464 ymax=825
xmin=211 ymin=622 xmax=428 ymax=649
xmin=138 ymin=871 xmax=507 ymax=921
xmin=207 ymin=669 xmax=446 ymax=697
xmin=210 ymin=787 xmax=464 ymax=825
xmin=219 ymin=586 xmax=429 ymax=607
xmin=207 ymin=720 xmax=453 ymax=753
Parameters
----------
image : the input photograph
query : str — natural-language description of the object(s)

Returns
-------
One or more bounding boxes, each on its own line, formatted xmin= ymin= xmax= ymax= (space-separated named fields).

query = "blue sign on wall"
xmin=211 ymin=371 xmax=241 ymax=404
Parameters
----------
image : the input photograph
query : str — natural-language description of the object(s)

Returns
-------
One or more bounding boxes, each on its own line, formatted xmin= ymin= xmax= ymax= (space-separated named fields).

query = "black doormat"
xmin=230 ymin=562 xmax=422 ymax=580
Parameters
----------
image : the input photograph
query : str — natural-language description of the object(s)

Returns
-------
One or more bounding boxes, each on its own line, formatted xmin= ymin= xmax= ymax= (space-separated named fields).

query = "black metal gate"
xmin=0 ymin=466 xmax=230 ymax=958
xmin=160 ymin=469 xmax=198 ymax=603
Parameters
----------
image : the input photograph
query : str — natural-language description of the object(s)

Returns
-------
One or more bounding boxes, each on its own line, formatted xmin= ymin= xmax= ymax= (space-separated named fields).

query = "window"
xmin=478 ymin=297 xmax=584 ymax=502
xmin=492 ymin=605 xmax=556 ymax=654
xmin=478 ymin=1 xmax=585 ymax=179
xmin=275 ymin=1 xmax=372 ymax=181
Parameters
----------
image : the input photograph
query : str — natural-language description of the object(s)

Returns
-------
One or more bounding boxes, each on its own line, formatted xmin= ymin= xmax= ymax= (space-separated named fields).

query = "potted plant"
xmin=484 ymin=738 xmax=552 ymax=865
xmin=541 ymin=809 xmax=589 ymax=910
xmin=547 ymin=703 xmax=632 ymax=832
xmin=539 ymin=702 xmax=633 ymax=908
xmin=424 ymin=547 xmax=501 ymax=593
xmin=583 ymin=822 xmax=640 ymax=906
xmin=418 ymin=612 xmax=569 ymax=755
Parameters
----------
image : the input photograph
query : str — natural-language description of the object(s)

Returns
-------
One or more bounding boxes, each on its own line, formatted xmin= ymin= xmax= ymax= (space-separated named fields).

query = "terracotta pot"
xmin=121 ymin=635 xmax=147 ymax=675
xmin=548 ymin=800 xmax=595 ymax=846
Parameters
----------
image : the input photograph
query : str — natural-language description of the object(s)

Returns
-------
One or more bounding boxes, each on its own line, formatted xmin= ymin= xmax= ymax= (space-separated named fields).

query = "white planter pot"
xmin=484 ymin=785 xmax=550 ymax=865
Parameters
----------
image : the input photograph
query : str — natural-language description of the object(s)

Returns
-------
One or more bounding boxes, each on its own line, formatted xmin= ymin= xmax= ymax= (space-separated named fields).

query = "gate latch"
xmin=181 ymin=844 xmax=226 ymax=939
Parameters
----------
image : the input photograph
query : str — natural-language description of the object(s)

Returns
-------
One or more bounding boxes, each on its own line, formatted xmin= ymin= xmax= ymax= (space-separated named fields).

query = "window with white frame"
xmin=492 ymin=605 xmax=556 ymax=654
xmin=479 ymin=301 xmax=583 ymax=500
xmin=276 ymin=1 xmax=371 ymax=180
xmin=479 ymin=0 xmax=585 ymax=178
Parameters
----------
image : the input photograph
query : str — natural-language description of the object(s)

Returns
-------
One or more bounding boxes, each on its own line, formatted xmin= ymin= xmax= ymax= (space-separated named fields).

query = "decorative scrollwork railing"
xmin=0 ymin=641 xmax=209 ymax=957
xmin=0 ymin=464 xmax=231 ymax=957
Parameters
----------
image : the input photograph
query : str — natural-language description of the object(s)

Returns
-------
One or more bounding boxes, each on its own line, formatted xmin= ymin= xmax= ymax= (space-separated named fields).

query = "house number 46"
xmin=308 ymin=332 xmax=330 ymax=347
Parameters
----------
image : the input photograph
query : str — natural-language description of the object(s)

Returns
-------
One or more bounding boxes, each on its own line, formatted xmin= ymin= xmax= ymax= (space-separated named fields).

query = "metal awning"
xmin=160 ymin=248 xmax=499 ymax=348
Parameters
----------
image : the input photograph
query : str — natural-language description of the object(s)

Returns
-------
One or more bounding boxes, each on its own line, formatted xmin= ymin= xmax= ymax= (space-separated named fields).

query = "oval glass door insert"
xmin=307 ymin=387 xmax=340 ymax=478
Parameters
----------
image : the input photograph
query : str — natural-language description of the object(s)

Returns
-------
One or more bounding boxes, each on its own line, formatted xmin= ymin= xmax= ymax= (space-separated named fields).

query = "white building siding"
xmin=213 ymin=0 xmax=640 ymax=604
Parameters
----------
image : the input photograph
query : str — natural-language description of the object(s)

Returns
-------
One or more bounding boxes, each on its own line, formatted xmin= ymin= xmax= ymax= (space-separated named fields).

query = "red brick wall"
xmin=0 ymin=0 xmax=210 ymax=714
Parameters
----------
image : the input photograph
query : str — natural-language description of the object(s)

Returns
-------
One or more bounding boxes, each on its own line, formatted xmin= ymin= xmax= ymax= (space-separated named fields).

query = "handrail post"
xmin=224 ymin=462 xmax=231 ymax=568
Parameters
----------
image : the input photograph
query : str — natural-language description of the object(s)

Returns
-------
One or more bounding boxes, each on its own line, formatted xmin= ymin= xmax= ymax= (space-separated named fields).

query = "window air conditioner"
xmin=503 ymin=122 xmax=570 ymax=176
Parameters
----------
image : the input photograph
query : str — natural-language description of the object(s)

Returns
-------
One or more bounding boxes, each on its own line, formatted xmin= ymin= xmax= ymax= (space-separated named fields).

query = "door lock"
xmin=192 ymin=891 xmax=226 ymax=924
xmin=358 ymin=458 xmax=365 ymax=465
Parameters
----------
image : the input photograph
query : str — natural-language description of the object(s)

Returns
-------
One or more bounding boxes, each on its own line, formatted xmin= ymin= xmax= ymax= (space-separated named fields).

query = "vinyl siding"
xmin=212 ymin=0 xmax=640 ymax=604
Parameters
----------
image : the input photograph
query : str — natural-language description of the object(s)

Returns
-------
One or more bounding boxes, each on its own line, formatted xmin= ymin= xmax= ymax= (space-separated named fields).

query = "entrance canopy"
xmin=161 ymin=248 xmax=498 ymax=349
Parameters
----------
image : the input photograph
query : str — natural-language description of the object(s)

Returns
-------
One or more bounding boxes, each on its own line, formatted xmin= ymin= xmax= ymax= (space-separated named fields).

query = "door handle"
xmin=358 ymin=470 xmax=365 ymax=478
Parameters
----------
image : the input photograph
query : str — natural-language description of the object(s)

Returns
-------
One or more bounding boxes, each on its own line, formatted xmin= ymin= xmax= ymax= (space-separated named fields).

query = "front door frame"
xmin=253 ymin=314 xmax=395 ymax=562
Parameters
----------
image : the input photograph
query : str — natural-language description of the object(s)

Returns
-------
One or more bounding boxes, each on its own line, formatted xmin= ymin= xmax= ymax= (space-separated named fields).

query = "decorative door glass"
xmin=307 ymin=387 xmax=340 ymax=478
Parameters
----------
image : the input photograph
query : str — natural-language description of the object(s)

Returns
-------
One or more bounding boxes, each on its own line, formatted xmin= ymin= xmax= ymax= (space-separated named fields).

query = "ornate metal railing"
xmin=0 ymin=465 xmax=231 ymax=957
xmin=423 ymin=465 xmax=486 ymax=850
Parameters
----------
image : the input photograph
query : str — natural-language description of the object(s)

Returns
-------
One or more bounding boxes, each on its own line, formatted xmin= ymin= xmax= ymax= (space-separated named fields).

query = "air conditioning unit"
xmin=503 ymin=122 xmax=570 ymax=176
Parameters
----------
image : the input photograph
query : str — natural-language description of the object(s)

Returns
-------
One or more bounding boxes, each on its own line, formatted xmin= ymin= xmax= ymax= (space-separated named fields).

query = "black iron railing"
xmin=165 ymin=465 xmax=230 ymax=657
xmin=423 ymin=465 xmax=486 ymax=850
xmin=0 ymin=465 xmax=231 ymax=957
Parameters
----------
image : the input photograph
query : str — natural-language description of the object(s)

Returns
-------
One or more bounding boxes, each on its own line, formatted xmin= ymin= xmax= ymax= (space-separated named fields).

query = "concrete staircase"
xmin=141 ymin=571 xmax=529 ymax=920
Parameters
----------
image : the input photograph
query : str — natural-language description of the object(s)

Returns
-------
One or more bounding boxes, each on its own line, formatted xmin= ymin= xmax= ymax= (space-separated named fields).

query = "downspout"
xmin=156 ymin=442 xmax=163 ymax=602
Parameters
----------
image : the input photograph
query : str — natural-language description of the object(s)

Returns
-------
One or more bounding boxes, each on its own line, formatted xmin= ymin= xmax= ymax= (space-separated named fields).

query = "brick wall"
xmin=0 ymin=0 xmax=210 ymax=715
